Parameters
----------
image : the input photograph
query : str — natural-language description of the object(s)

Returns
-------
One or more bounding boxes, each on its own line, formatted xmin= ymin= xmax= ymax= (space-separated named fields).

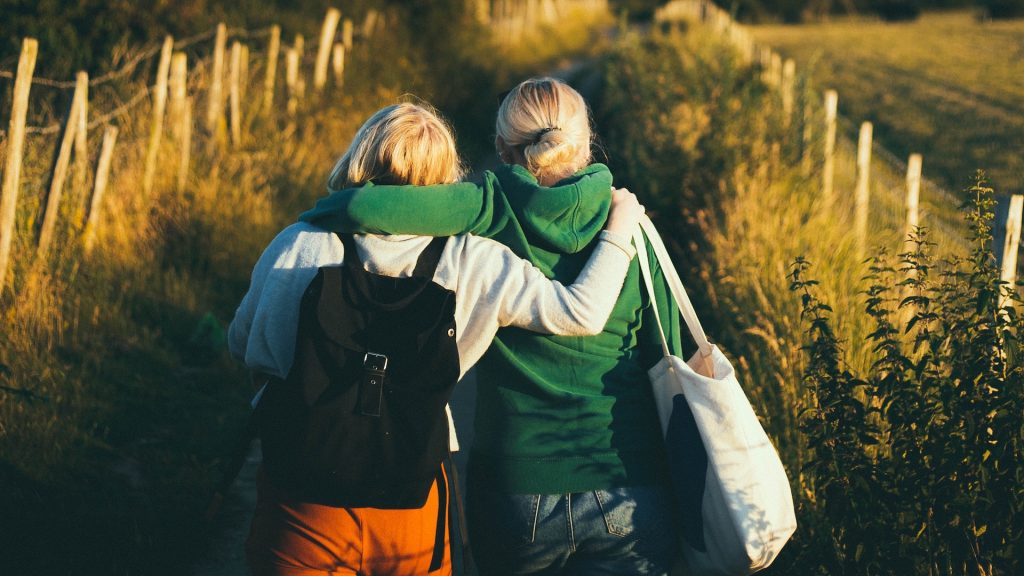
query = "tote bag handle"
xmin=632 ymin=216 xmax=714 ymax=360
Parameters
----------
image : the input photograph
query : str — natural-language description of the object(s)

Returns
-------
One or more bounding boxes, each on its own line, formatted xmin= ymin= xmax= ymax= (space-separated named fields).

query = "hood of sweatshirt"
xmin=493 ymin=163 xmax=612 ymax=255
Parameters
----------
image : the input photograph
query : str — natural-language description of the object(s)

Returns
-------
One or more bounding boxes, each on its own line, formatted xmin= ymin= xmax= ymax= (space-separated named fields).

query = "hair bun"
xmin=524 ymin=127 xmax=574 ymax=171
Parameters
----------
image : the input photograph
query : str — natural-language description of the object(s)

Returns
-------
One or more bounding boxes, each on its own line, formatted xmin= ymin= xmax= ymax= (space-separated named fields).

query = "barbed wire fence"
xmin=654 ymin=0 xmax=1022 ymax=291
xmin=0 ymin=7 xmax=400 ymax=296
xmin=4 ymin=0 xmax=1015 ymax=306
xmin=0 ymin=0 xmax=622 ymax=302
xmin=475 ymin=0 xmax=610 ymax=44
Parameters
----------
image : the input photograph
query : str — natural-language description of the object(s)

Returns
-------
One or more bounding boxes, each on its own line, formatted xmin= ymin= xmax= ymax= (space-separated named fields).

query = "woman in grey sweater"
xmin=229 ymin=102 xmax=644 ymax=576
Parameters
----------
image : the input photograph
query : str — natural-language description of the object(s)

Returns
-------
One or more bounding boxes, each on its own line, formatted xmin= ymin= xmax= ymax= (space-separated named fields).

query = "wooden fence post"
xmin=770 ymin=52 xmax=782 ymax=88
xmin=759 ymin=48 xmax=771 ymax=84
xmin=38 ymin=71 xmax=89 ymax=257
xmin=0 ymin=38 xmax=38 ymax=292
xmin=781 ymin=59 xmax=795 ymax=128
xmin=73 ymin=71 xmax=89 ymax=204
xmin=540 ymin=0 xmax=557 ymax=22
xmin=169 ymin=53 xmax=188 ymax=139
xmin=264 ymin=25 xmax=281 ymax=113
xmin=905 ymin=153 xmax=922 ymax=241
xmin=286 ymin=47 xmax=300 ymax=116
xmin=229 ymin=41 xmax=243 ymax=145
xmin=342 ymin=19 xmax=353 ymax=50
xmin=363 ymin=9 xmax=379 ymax=37
xmin=512 ymin=2 xmax=525 ymax=43
xmin=999 ymin=194 xmax=1023 ymax=308
xmin=315 ymin=8 xmax=342 ymax=91
xmin=508 ymin=0 xmax=517 ymax=45
xmin=83 ymin=126 xmax=118 ymax=254
xmin=332 ymin=43 xmax=345 ymax=86
xmin=144 ymin=35 xmax=174 ymax=196
xmin=206 ymin=23 xmax=227 ymax=131
xmin=801 ymin=99 xmax=813 ymax=177
xmin=511 ymin=0 xmax=521 ymax=40
xmin=479 ymin=0 xmax=493 ymax=24
xmin=822 ymin=89 xmax=838 ymax=205
xmin=769 ymin=142 xmax=781 ymax=180
xmin=178 ymin=98 xmax=193 ymax=194
xmin=855 ymin=121 xmax=873 ymax=255
xmin=239 ymin=44 xmax=250 ymax=100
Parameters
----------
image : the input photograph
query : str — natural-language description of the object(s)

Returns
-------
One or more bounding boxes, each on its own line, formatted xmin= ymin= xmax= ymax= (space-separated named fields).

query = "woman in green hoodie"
xmin=302 ymin=78 xmax=686 ymax=575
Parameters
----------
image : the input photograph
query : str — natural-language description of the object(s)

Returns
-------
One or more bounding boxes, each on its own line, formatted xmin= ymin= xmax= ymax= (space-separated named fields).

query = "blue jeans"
xmin=466 ymin=479 xmax=678 ymax=575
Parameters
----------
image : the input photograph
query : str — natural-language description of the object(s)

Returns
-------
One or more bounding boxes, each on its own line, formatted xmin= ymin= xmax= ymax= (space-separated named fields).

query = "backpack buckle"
xmin=363 ymin=352 xmax=388 ymax=372
xmin=358 ymin=352 xmax=388 ymax=417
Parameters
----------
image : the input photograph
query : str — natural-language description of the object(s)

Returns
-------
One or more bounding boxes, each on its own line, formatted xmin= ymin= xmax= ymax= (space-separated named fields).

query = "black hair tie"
xmin=533 ymin=127 xmax=558 ymax=144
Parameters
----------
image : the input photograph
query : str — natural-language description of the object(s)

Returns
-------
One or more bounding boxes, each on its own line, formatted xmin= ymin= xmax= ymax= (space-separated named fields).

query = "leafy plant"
xmin=791 ymin=174 xmax=1023 ymax=575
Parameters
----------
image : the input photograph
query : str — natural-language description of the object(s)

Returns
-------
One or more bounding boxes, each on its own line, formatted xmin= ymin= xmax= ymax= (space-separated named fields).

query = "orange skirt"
xmin=246 ymin=466 xmax=451 ymax=576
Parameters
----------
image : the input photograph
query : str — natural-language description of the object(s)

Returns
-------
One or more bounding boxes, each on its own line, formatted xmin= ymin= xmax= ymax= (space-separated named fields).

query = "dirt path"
xmin=190 ymin=441 xmax=261 ymax=576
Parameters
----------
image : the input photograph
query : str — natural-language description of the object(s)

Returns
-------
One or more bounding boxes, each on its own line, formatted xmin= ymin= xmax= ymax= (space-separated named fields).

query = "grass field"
xmin=751 ymin=10 xmax=1024 ymax=197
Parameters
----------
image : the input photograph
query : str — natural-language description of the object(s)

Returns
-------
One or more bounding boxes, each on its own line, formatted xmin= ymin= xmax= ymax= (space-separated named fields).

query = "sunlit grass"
xmin=751 ymin=10 xmax=1024 ymax=196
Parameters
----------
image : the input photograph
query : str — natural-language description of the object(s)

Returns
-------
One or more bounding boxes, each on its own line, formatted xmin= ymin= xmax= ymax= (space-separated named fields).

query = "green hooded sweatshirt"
xmin=301 ymin=163 xmax=687 ymax=493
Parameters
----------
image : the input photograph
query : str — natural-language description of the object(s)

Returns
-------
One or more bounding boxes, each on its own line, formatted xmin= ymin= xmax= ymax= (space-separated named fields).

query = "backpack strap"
xmin=447 ymin=451 xmax=474 ymax=573
xmin=339 ymin=233 xmax=360 ymax=270
xmin=411 ymin=236 xmax=448 ymax=278
xmin=428 ymin=465 xmax=448 ymax=572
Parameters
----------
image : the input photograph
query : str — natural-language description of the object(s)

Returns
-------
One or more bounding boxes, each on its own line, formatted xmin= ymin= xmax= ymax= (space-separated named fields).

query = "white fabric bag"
xmin=633 ymin=216 xmax=796 ymax=575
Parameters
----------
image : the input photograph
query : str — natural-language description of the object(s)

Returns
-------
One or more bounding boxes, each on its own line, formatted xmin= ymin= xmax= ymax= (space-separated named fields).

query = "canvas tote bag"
xmin=633 ymin=216 xmax=796 ymax=575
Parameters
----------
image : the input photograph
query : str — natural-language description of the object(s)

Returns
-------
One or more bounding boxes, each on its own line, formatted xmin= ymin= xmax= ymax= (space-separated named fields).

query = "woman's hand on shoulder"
xmin=604 ymin=187 xmax=645 ymax=236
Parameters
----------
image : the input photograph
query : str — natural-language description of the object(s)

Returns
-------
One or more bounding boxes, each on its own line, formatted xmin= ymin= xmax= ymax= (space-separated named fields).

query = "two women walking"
xmin=229 ymin=77 xmax=686 ymax=575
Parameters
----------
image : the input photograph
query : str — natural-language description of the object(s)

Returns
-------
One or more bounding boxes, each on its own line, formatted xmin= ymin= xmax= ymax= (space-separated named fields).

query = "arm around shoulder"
xmin=457 ymin=231 xmax=634 ymax=336
xmin=299 ymin=179 xmax=495 ymax=236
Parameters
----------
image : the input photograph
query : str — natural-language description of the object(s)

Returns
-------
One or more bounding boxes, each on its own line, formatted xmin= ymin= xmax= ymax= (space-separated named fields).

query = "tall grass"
xmin=0 ymin=4 xmax=613 ymax=574
xmin=598 ymin=22 xmax=1022 ymax=575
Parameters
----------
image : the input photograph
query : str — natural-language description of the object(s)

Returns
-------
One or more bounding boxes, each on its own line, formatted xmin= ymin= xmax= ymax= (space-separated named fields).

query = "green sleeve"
xmin=640 ymin=238 xmax=686 ymax=366
xmin=298 ymin=171 xmax=508 ymax=237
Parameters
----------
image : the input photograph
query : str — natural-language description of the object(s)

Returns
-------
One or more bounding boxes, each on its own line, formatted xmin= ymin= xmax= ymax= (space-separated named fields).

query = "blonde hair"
xmin=328 ymin=102 xmax=464 ymax=190
xmin=495 ymin=77 xmax=592 ymax=184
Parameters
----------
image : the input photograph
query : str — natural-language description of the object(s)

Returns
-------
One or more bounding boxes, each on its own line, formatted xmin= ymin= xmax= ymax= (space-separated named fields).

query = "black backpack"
xmin=256 ymin=234 xmax=460 ymax=509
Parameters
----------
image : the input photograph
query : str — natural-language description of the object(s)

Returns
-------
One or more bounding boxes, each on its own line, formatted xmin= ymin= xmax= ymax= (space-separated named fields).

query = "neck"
xmin=533 ymin=165 xmax=574 ymax=187
xmin=506 ymin=153 xmax=574 ymax=186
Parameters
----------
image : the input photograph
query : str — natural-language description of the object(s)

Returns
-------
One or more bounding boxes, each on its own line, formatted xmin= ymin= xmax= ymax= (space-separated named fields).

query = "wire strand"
xmin=0 ymin=25 xmax=272 ymax=88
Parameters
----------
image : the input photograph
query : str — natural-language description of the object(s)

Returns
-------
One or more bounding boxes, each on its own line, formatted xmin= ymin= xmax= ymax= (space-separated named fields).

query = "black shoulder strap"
xmin=339 ymin=233 xmax=360 ymax=270
xmin=411 ymin=237 xmax=448 ymax=278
